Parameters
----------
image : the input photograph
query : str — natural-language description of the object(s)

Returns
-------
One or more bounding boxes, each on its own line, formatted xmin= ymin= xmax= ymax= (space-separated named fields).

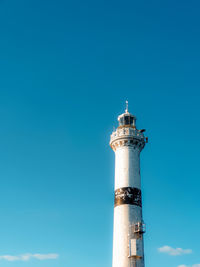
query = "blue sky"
xmin=0 ymin=0 xmax=200 ymax=266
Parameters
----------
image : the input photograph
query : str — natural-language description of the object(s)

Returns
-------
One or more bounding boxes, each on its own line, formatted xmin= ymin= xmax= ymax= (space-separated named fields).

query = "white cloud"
xmin=178 ymin=265 xmax=200 ymax=267
xmin=158 ymin=246 xmax=192 ymax=256
xmin=32 ymin=254 xmax=59 ymax=260
xmin=0 ymin=253 xmax=59 ymax=261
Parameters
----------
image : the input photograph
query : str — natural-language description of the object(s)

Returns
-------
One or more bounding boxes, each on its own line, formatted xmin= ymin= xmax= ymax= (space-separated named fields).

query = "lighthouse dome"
xmin=117 ymin=101 xmax=136 ymax=128
xmin=118 ymin=112 xmax=136 ymax=128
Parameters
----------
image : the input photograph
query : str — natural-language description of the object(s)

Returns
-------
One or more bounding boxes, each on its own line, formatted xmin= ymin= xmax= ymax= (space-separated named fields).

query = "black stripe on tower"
xmin=114 ymin=187 xmax=142 ymax=207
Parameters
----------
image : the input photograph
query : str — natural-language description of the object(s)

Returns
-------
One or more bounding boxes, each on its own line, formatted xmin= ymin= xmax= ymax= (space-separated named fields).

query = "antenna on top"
xmin=125 ymin=100 xmax=129 ymax=113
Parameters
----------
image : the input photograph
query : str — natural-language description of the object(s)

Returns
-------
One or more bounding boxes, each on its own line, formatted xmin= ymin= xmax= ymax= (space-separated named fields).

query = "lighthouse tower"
xmin=110 ymin=102 xmax=147 ymax=267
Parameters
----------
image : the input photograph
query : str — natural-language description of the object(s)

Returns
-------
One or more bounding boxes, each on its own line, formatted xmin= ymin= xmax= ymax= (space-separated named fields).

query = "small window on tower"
xmin=124 ymin=116 xmax=130 ymax=125
xmin=130 ymin=117 xmax=133 ymax=125
xmin=119 ymin=117 xmax=124 ymax=126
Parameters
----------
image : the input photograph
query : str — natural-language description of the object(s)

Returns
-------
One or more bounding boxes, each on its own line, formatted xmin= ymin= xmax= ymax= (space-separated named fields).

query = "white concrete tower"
xmin=110 ymin=102 xmax=147 ymax=267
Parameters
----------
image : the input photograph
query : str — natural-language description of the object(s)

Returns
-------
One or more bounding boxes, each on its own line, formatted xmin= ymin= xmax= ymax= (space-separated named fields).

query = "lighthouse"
xmin=110 ymin=102 xmax=147 ymax=267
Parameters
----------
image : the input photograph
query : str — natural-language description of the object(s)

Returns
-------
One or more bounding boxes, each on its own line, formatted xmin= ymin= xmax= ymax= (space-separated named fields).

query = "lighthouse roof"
xmin=118 ymin=112 xmax=136 ymax=127
xmin=117 ymin=101 xmax=136 ymax=127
